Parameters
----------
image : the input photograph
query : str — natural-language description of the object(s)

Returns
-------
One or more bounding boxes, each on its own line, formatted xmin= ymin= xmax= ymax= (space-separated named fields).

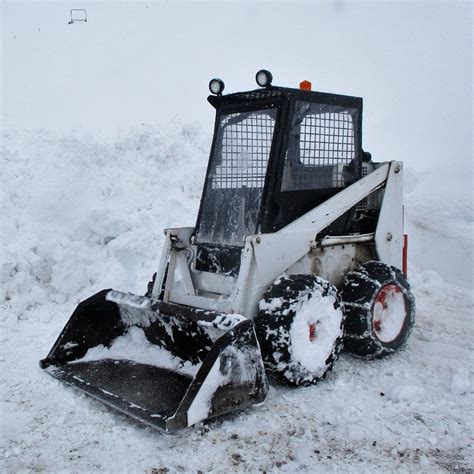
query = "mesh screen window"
xmin=282 ymin=102 xmax=358 ymax=191
xmin=196 ymin=108 xmax=277 ymax=246
xmin=211 ymin=109 xmax=277 ymax=189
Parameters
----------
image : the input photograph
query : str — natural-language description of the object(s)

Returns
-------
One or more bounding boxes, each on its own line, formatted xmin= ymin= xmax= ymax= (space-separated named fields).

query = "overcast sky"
xmin=1 ymin=1 xmax=472 ymax=169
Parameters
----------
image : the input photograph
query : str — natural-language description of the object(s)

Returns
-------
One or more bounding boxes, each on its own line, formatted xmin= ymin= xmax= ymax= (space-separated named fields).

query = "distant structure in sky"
xmin=68 ymin=9 xmax=87 ymax=25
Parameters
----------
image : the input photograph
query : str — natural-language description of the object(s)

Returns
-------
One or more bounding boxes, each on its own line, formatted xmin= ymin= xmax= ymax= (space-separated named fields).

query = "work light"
xmin=209 ymin=78 xmax=225 ymax=95
xmin=256 ymin=69 xmax=273 ymax=88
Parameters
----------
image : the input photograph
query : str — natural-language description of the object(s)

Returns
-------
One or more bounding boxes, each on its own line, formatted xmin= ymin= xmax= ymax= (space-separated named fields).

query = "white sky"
xmin=1 ymin=1 xmax=472 ymax=168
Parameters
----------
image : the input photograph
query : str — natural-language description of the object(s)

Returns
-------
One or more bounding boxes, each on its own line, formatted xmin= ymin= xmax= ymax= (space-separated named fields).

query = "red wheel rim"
xmin=372 ymin=284 xmax=407 ymax=343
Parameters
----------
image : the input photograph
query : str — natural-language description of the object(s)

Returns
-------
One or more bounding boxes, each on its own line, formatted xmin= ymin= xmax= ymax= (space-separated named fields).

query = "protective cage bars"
xmin=282 ymin=109 xmax=356 ymax=191
xmin=212 ymin=110 xmax=277 ymax=189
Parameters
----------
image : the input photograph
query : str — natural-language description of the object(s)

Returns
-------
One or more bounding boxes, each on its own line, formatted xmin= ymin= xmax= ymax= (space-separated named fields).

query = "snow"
xmin=386 ymin=384 xmax=426 ymax=404
xmin=74 ymin=326 xmax=200 ymax=378
xmin=289 ymin=291 xmax=343 ymax=376
xmin=1 ymin=121 xmax=472 ymax=472
xmin=450 ymin=369 xmax=473 ymax=396
xmin=198 ymin=312 xmax=247 ymax=332
xmin=189 ymin=343 xmax=266 ymax=427
xmin=187 ymin=357 xmax=225 ymax=427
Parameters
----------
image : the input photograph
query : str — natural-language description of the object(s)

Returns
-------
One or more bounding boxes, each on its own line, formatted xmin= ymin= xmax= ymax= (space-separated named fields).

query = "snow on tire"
xmin=340 ymin=261 xmax=415 ymax=358
xmin=254 ymin=275 xmax=344 ymax=386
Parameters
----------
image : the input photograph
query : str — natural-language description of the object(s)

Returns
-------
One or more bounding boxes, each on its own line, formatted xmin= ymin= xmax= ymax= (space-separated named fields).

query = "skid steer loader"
xmin=40 ymin=70 xmax=415 ymax=432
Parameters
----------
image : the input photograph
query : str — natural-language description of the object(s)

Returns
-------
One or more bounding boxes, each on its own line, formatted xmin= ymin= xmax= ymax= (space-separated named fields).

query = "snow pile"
xmin=75 ymin=327 xmax=199 ymax=377
xmin=1 ymin=122 xmax=210 ymax=323
xmin=404 ymin=166 xmax=473 ymax=289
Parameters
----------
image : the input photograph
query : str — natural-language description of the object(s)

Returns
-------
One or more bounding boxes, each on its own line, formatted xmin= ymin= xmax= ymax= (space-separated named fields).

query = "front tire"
xmin=255 ymin=275 xmax=344 ymax=386
xmin=340 ymin=261 xmax=415 ymax=358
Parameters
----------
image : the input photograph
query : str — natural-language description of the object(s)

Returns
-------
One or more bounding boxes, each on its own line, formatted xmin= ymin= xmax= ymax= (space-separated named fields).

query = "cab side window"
xmin=282 ymin=101 xmax=358 ymax=191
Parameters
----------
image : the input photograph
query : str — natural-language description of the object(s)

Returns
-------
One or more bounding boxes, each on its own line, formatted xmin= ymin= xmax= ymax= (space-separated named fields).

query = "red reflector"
xmin=403 ymin=234 xmax=408 ymax=276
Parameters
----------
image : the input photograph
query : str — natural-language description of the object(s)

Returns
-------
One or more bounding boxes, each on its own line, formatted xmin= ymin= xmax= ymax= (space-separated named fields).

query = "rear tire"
xmin=255 ymin=275 xmax=344 ymax=386
xmin=340 ymin=261 xmax=415 ymax=358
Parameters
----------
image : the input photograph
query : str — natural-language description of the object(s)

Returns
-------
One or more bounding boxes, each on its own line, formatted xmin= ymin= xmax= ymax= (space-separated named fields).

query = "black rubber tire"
xmin=340 ymin=261 xmax=415 ymax=358
xmin=254 ymin=275 xmax=344 ymax=386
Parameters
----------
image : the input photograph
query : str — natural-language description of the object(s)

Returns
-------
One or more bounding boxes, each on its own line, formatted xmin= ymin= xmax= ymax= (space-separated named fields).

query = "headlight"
xmin=255 ymin=69 xmax=273 ymax=88
xmin=209 ymin=78 xmax=225 ymax=95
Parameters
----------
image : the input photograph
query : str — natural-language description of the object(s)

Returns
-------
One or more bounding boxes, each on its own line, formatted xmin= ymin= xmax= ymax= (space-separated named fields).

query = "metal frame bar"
xmin=318 ymin=233 xmax=375 ymax=247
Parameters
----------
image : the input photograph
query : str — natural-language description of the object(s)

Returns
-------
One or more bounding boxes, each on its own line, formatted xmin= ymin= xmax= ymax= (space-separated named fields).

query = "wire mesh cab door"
xmin=268 ymin=94 xmax=363 ymax=234
xmin=194 ymin=102 xmax=282 ymax=275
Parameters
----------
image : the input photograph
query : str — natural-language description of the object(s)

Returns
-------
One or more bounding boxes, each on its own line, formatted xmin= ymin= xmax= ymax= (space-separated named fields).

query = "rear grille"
xmin=356 ymin=163 xmax=369 ymax=211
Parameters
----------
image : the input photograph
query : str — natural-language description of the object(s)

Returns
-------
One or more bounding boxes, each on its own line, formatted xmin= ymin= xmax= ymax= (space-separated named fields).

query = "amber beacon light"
xmin=300 ymin=80 xmax=312 ymax=91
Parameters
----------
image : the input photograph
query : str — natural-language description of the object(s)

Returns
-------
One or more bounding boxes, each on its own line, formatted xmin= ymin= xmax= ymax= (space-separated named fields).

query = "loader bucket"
xmin=40 ymin=290 xmax=268 ymax=432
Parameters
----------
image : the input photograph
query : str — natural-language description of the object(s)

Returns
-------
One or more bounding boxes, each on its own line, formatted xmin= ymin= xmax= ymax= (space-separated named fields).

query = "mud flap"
xmin=40 ymin=290 xmax=268 ymax=432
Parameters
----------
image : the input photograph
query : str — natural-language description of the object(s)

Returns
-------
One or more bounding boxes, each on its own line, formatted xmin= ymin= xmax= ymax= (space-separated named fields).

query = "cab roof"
xmin=207 ymin=86 xmax=362 ymax=110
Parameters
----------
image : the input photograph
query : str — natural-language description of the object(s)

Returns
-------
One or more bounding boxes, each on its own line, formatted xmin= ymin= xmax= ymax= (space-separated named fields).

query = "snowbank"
xmin=404 ymin=166 xmax=473 ymax=289
xmin=1 ymin=121 xmax=209 ymax=321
